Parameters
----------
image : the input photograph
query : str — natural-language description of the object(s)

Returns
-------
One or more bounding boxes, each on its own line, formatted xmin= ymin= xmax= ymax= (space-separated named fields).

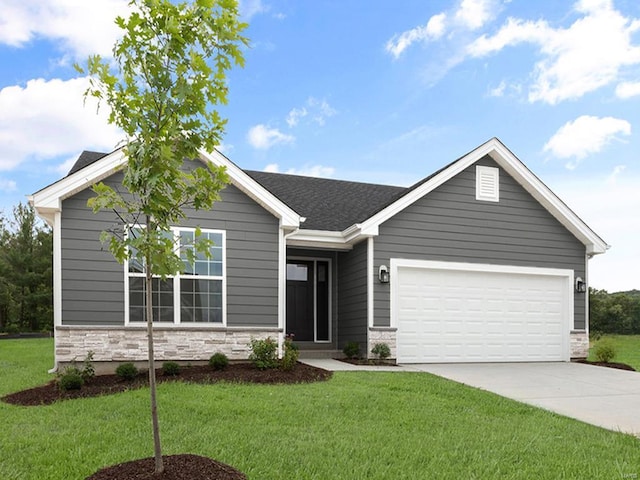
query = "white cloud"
xmin=0 ymin=178 xmax=17 ymax=192
xmin=246 ymin=124 xmax=294 ymax=150
xmin=615 ymin=81 xmax=640 ymax=98
xmin=468 ymin=1 xmax=640 ymax=104
xmin=386 ymin=13 xmax=447 ymax=58
xmin=455 ymin=0 xmax=495 ymax=30
xmin=385 ymin=0 xmax=501 ymax=59
xmin=0 ymin=0 xmax=129 ymax=60
xmin=0 ymin=77 xmax=123 ymax=171
xmin=606 ymin=164 xmax=626 ymax=184
xmin=543 ymin=115 xmax=631 ymax=167
xmin=262 ymin=163 xmax=335 ymax=178
xmin=488 ymin=80 xmax=506 ymax=97
xmin=239 ymin=0 xmax=268 ymax=20
xmin=286 ymin=107 xmax=307 ymax=127
xmin=286 ymin=98 xmax=336 ymax=128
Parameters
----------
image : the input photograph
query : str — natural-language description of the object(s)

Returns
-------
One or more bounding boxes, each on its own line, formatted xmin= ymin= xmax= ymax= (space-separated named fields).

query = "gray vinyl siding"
xmin=337 ymin=241 xmax=368 ymax=350
xmin=373 ymin=156 xmax=587 ymax=329
xmin=61 ymin=168 xmax=280 ymax=327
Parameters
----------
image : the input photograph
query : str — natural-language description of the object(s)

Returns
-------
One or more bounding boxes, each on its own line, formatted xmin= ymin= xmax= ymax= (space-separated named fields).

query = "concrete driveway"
xmin=411 ymin=362 xmax=640 ymax=436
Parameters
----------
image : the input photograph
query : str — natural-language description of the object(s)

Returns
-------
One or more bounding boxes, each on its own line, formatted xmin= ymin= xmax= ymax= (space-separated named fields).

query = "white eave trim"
xmin=357 ymin=138 xmax=609 ymax=255
xmin=29 ymin=146 xmax=302 ymax=231
xmin=198 ymin=149 xmax=301 ymax=229
xmin=286 ymin=230 xmax=354 ymax=250
xmin=30 ymin=148 xmax=127 ymax=214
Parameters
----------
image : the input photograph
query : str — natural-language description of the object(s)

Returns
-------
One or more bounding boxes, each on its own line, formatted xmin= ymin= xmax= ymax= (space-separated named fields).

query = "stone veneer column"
xmin=368 ymin=327 xmax=397 ymax=360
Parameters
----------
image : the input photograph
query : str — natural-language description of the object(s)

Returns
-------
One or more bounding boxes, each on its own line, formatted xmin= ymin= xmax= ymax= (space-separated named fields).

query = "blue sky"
xmin=0 ymin=0 xmax=638 ymax=291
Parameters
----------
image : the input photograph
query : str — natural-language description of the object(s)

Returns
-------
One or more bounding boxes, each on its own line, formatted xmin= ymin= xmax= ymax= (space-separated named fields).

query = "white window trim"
xmin=124 ymin=226 xmax=227 ymax=326
xmin=475 ymin=165 xmax=500 ymax=202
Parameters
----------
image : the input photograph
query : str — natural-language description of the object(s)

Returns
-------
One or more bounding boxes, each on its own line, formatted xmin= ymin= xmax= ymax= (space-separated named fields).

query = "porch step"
xmin=298 ymin=349 xmax=343 ymax=360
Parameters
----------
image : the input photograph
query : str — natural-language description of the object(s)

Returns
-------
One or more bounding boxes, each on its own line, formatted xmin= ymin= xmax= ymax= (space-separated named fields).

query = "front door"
xmin=286 ymin=259 xmax=330 ymax=342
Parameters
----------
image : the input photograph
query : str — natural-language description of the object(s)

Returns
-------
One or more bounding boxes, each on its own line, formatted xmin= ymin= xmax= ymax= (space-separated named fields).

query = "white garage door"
xmin=392 ymin=260 xmax=572 ymax=363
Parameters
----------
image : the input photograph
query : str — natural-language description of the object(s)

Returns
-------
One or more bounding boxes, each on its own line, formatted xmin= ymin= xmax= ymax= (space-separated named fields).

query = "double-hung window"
xmin=126 ymin=227 xmax=225 ymax=324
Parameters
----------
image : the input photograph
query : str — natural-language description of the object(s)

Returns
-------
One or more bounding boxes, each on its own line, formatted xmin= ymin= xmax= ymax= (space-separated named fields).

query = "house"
xmin=29 ymin=138 xmax=608 ymax=368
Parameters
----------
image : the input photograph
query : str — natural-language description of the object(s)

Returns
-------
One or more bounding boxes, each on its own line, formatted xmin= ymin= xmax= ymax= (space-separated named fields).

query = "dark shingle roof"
xmin=67 ymin=151 xmax=109 ymax=176
xmin=245 ymin=170 xmax=406 ymax=230
xmin=66 ymin=151 xmax=414 ymax=231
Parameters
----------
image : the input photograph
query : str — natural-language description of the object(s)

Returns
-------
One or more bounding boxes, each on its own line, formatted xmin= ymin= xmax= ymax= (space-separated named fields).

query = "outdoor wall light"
xmin=378 ymin=265 xmax=390 ymax=284
xmin=575 ymin=277 xmax=587 ymax=293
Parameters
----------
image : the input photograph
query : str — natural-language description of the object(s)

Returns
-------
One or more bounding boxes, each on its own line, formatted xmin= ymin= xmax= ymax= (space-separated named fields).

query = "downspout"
xmin=278 ymin=219 xmax=304 ymax=356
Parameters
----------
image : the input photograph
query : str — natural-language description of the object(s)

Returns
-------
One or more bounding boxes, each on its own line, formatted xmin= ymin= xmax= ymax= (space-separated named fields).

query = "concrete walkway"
xmin=301 ymin=359 xmax=640 ymax=436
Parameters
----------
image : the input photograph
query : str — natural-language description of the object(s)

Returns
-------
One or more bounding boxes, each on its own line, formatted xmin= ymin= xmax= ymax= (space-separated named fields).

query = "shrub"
xmin=57 ymin=368 xmax=84 ymax=391
xmin=162 ymin=361 xmax=181 ymax=376
xmin=81 ymin=350 xmax=96 ymax=381
xmin=280 ymin=335 xmax=299 ymax=371
xmin=249 ymin=337 xmax=278 ymax=370
xmin=209 ymin=352 xmax=229 ymax=371
xmin=594 ymin=339 xmax=616 ymax=363
xmin=371 ymin=343 xmax=391 ymax=360
xmin=343 ymin=341 xmax=360 ymax=359
xmin=115 ymin=362 xmax=139 ymax=381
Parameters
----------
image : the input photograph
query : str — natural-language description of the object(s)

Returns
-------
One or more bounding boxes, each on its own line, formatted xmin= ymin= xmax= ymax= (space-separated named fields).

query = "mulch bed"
xmin=86 ymin=454 xmax=246 ymax=480
xmin=576 ymin=359 xmax=636 ymax=371
xmin=3 ymin=362 xmax=331 ymax=479
xmin=2 ymin=362 xmax=332 ymax=407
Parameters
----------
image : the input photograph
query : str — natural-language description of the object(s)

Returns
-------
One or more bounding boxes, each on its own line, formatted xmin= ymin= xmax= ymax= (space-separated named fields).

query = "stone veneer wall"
xmin=55 ymin=326 xmax=282 ymax=364
xmin=368 ymin=327 xmax=397 ymax=360
xmin=368 ymin=328 xmax=587 ymax=362
xmin=570 ymin=330 xmax=589 ymax=359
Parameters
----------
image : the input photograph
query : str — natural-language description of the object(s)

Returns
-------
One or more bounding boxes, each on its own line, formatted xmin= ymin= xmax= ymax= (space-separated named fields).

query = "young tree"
xmin=78 ymin=0 xmax=247 ymax=473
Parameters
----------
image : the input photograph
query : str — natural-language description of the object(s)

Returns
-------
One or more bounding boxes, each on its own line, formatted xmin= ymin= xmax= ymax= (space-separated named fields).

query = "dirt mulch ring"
xmin=577 ymin=359 xmax=636 ymax=371
xmin=86 ymin=454 xmax=246 ymax=480
xmin=2 ymin=362 xmax=332 ymax=407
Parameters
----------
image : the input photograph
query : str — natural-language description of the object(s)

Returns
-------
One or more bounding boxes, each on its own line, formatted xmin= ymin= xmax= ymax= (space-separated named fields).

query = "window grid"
xmin=126 ymin=227 xmax=225 ymax=324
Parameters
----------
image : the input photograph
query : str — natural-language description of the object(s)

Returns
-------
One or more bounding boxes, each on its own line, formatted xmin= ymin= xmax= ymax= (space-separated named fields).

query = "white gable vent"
xmin=476 ymin=165 xmax=499 ymax=202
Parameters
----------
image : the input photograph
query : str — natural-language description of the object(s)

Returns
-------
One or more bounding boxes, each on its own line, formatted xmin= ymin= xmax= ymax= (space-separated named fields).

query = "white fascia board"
xmin=358 ymin=137 xmax=609 ymax=255
xmin=31 ymin=148 xmax=127 ymax=214
xmin=286 ymin=230 xmax=353 ymax=250
xmin=486 ymin=141 xmax=609 ymax=255
xmin=199 ymin=149 xmax=300 ymax=229
xmin=358 ymin=140 xmax=496 ymax=234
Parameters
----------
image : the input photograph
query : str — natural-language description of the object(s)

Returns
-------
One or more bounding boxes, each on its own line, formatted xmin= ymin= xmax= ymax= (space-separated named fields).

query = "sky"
xmin=0 ymin=0 xmax=638 ymax=292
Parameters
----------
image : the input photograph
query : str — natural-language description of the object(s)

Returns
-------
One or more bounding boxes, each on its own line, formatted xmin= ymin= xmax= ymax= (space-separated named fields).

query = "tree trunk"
xmin=145 ymin=219 xmax=164 ymax=474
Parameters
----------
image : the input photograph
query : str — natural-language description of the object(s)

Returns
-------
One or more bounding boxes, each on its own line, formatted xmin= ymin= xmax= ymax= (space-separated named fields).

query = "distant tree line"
xmin=0 ymin=203 xmax=52 ymax=333
xmin=589 ymin=288 xmax=640 ymax=335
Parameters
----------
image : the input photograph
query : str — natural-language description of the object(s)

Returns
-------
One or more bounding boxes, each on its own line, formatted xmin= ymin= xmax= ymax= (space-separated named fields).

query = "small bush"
xmin=594 ymin=339 xmax=616 ymax=363
xmin=57 ymin=368 xmax=84 ymax=391
xmin=81 ymin=351 xmax=96 ymax=381
xmin=162 ymin=361 xmax=181 ymax=376
xmin=209 ymin=352 xmax=229 ymax=371
xmin=115 ymin=362 xmax=139 ymax=381
xmin=371 ymin=343 xmax=391 ymax=360
xmin=249 ymin=337 xmax=278 ymax=370
xmin=343 ymin=341 xmax=360 ymax=359
xmin=281 ymin=335 xmax=299 ymax=371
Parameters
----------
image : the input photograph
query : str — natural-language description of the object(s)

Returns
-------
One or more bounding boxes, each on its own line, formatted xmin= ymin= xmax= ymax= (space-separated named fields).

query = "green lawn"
xmin=1 ymin=339 xmax=639 ymax=479
xmin=588 ymin=334 xmax=640 ymax=370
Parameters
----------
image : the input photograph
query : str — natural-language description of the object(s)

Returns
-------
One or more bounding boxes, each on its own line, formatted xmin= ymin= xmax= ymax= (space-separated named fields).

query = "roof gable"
xmin=30 ymin=147 xmax=301 ymax=229
xmin=358 ymin=137 xmax=608 ymax=255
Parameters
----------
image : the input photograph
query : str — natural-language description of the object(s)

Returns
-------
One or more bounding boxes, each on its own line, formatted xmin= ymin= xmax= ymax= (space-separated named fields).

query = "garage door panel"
xmin=395 ymin=263 xmax=570 ymax=363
